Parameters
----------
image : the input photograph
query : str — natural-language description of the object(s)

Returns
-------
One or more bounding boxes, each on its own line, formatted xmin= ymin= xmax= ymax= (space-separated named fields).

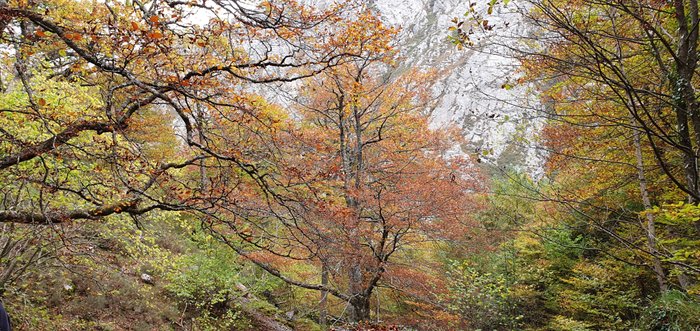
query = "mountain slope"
xmin=372 ymin=0 xmax=542 ymax=171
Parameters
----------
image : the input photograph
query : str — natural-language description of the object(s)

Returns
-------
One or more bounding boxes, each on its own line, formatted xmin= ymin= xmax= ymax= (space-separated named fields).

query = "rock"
xmin=235 ymin=282 xmax=248 ymax=292
xmin=285 ymin=310 xmax=295 ymax=320
xmin=372 ymin=0 xmax=543 ymax=172
xmin=140 ymin=273 xmax=154 ymax=285
xmin=63 ymin=283 xmax=74 ymax=293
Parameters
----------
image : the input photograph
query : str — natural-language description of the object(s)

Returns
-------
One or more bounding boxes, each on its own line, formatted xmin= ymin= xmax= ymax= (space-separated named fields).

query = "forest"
xmin=0 ymin=0 xmax=699 ymax=330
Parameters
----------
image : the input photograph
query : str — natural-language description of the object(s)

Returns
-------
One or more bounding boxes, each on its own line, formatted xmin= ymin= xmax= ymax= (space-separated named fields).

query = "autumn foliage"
xmin=0 ymin=0 xmax=486 ymax=329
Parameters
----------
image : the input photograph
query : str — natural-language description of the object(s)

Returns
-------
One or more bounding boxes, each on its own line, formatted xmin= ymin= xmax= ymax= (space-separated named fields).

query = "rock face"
xmin=371 ymin=0 xmax=543 ymax=171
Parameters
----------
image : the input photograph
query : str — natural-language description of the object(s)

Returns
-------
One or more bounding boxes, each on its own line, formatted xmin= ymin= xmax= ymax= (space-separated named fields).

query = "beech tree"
xmin=291 ymin=65 xmax=482 ymax=323
xmin=204 ymin=19 xmax=484 ymax=322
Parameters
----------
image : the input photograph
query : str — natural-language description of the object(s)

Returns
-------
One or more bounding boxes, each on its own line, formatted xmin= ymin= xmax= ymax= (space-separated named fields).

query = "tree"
xmin=203 ymin=19 xmax=485 ymax=322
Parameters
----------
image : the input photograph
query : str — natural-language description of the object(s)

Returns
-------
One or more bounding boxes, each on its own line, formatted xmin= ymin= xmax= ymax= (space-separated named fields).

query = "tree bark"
xmin=348 ymin=294 xmax=371 ymax=322
xmin=673 ymin=0 xmax=700 ymax=203
xmin=320 ymin=262 xmax=329 ymax=328
xmin=632 ymin=118 xmax=668 ymax=291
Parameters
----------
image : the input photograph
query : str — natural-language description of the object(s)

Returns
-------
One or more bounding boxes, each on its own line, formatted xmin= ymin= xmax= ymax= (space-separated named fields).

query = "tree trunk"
xmin=673 ymin=99 xmax=698 ymax=202
xmin=319 ymin=262 xmax=329 ymax=328
xmin=674 ymin=0 xmax=700 ymax=202
xmin=631 ymin=119 xmax=668 ymax=291
xmin=348 ymin=294 xmax=371 ymax=322
xmin=679 ymin=272 xmax=691 ymax=291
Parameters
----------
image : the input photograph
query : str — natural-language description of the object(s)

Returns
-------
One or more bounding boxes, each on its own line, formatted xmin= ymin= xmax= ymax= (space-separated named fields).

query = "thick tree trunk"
xmin=674 ymin=0 xmax=700 ymax=203
xmin=346 ymin=261 xmax=365 ymax=321
xmin=342 ymin=89 xmax=372 ymax=323
xmin=672 ymin=2 xmax=700 ymax=289
xmin=674 ymin=103 xmax=698 ymax=202
xmin=348 ymin=294 xmax=371 ymax=322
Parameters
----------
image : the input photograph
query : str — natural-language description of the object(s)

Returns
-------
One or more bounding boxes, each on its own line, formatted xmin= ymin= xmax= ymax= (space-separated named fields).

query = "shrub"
xmin=637 ymin=290 xmax=700 ymax=331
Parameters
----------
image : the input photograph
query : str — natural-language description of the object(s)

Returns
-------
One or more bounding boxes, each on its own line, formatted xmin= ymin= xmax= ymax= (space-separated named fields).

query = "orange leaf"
xmin=36 ymin=30 xmax=46 ymax=38
xmin=149 ymin=15 xmax=159 ymax=23
xmin=65 ymin=33 xmax=82 ymax=41
xmin=130 ymin=21 xmax=139 ymax=31
xmin=38 ymin=98 xmax=46 ymax=107
xmin=147 ymin=31 xmax=163 ymax=39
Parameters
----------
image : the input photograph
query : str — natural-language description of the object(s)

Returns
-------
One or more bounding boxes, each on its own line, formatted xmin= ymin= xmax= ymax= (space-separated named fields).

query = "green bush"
xmin=447 ymin=260 xmax=524 ymax=330
xmin=165 ymin=245 xmax=242 ymax=312
xmin=637 ymin=290 xmax=700 ymax=331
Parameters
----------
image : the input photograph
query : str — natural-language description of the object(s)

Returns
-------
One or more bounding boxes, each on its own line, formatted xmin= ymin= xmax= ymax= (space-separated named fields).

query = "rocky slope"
xmin=371 ymin=0 xmax=542 ymax=171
